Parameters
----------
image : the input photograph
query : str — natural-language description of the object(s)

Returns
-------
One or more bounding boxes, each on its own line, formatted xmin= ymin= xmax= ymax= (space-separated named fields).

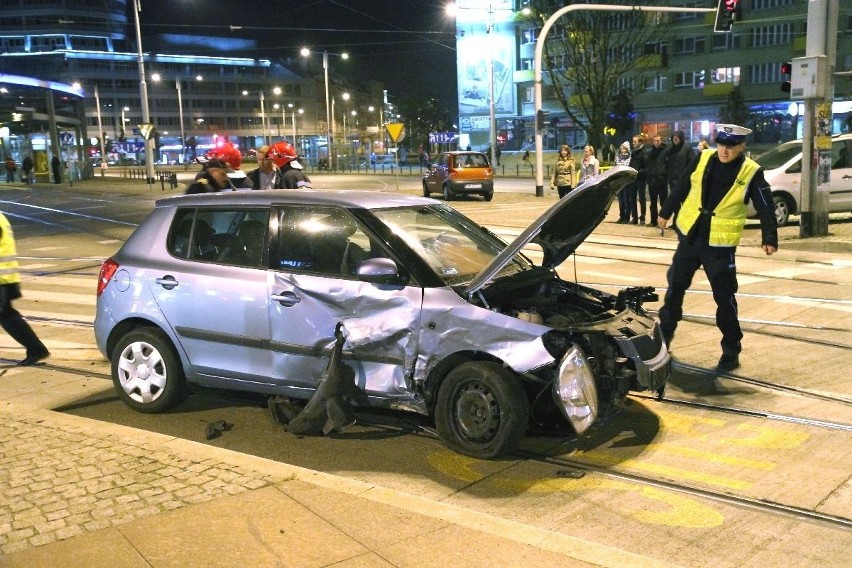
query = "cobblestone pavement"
xmin=0 ymin=406 xmax=284 ymax=555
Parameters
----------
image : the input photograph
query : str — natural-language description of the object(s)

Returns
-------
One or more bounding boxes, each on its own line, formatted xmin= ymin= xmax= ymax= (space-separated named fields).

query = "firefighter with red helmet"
xmin=201 ymin=140 xmax=248 ymax=188
xmin=265 ymin=141 xmax=311 ymax=189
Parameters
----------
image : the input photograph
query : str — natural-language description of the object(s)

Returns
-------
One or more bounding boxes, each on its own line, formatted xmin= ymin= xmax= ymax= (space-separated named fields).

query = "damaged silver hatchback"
xmin=95 ymin=167 xmax=669 ymax=459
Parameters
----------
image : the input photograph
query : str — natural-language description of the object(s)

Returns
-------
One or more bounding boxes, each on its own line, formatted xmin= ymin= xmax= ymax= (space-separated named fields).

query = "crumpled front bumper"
xmin=613 ymin=324 xmax=671 ymax=392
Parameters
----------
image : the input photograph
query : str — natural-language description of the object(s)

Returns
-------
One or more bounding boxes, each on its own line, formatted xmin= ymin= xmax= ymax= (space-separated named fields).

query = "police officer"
xmin=657 ymin=124 xmax=777 ymax=372
xmin=0 ymin=212 xmax=50 ymax=366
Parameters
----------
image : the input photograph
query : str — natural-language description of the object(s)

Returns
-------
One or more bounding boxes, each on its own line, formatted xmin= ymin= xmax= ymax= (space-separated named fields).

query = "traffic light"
xmin=536 ymin=109 xmax=549 ymax=130
xmin=714 ymin=0 xmax=740 ymax=33
xmin=780 ymin=61 xmax=792 ymax=93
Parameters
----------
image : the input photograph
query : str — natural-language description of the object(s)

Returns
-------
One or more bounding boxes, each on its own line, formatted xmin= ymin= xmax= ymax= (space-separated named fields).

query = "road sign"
xmin=139 ymin=123 xmax=156 ymax=141
xmin=386 ymin=123 xmax=405 ymax=143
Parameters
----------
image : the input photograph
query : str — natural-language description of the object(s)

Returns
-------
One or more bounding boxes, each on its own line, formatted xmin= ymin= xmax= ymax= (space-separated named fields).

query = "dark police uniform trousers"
xmin=659 ymin=236 xmax=741 ymax=355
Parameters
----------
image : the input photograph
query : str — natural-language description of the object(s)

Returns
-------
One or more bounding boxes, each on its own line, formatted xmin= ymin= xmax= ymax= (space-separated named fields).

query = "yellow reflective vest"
xmin=675 ymin=150 xmax=760 ymax=247
xmin=0 ymin=212 xmax=21 ymax=285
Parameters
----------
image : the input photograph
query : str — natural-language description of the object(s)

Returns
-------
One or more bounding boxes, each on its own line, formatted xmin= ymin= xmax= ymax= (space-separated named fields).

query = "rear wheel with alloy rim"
xmin=774 ymin=195 xmax=791 ymax=226
xmin=443 ymin=184 xmax=451 ymax=201
xmin=111 ymin=328 xmax=187 ymax=413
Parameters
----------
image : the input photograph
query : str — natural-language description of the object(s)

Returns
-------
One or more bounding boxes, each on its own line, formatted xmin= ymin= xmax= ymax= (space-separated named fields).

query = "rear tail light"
xmin=97 ymin=258 xmax=119 ymax=297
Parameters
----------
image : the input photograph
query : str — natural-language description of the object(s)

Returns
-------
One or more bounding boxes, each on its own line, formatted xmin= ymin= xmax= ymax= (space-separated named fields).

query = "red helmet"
xmin=205 ymin=141 xmax=242 ymax=170
xmin=265 ymin=141 xmax=298 ymax=168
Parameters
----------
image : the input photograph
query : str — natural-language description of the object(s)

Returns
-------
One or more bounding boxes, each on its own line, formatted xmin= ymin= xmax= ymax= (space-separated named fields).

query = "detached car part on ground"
xmin=95 ymin=167 xmax=669 ymax=459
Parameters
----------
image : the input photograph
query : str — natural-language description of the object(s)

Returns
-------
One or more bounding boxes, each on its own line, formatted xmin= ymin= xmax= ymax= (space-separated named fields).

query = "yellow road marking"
xmin=428 ymin=451 xmax=725 ymax=528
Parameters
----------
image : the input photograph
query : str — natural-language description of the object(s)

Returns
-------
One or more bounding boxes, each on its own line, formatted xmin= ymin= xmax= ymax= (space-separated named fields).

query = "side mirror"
xmin=357 ymin=257 xmax=407 ymax=285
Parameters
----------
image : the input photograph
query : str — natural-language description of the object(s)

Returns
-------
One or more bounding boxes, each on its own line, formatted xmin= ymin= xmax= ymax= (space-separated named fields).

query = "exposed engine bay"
xmin=470 ymin=266 xmax=666 ymax=430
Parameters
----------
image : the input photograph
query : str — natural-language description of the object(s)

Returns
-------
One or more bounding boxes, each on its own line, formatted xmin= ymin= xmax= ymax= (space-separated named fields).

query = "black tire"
xmin=111 ymin=328 xmax=187 ymax=413
xmin=435 ymin=362 xmax=529 ymax=459
xmin=443 ymin=184 xmax=451 ymax=201
xmin=774 ymin=195 xmax=791 ymax=226
xmin=483 ymin=192 xmax=494 ymax=202
xmin=423 ymin=181 xmax=430 ymax=197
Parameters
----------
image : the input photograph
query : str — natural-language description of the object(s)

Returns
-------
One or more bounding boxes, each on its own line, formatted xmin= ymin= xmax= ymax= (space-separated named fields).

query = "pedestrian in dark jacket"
xmin=645 ymin=134 xmax=668 ymax=226
xmin=51 ymin=155 xmax=61 ymax=184
xmin=185 ymin=159 xmax=230 ymax=194
xmin=627 ymin=134 xmax=649 ymax=224
xmin=21 ymin=155 xmax=33 ymax=184
xmin=657 ymin=124 xmax=777 ymax=372
xmin=245 ymin=145 xmax=284 ymax=190
xmin=663 ymin=130 xmax=695 ymax=199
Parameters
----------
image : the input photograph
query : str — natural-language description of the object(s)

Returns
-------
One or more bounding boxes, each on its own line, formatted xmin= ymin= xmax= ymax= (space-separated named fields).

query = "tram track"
xmin=512 ymin=450 xmax=852 ymax=530
xmin=35 ymin=358 xmax=850 ymax=531
xmin=379 ymin=418 xmax=852 ymax=530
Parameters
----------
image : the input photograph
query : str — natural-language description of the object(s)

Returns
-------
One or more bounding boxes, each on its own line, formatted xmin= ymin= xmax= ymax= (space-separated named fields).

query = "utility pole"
xmin=798 ymin=0 xmax=838 ymax=238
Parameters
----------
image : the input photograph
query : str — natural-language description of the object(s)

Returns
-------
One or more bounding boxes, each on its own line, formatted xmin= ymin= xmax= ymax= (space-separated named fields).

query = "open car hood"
xmin=464 ymin=166 xmax=637 ymax=297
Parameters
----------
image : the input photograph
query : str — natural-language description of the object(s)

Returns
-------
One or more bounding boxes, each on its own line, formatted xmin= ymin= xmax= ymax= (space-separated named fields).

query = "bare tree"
xmin=527 ymin=1 xmax=664 ymax=153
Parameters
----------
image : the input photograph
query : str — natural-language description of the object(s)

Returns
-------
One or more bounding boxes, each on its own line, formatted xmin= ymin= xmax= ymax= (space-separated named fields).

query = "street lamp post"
xmin=486 ymin=4 xmax=497 ymax=168
xmin=94 ymin=85 xmax=107 ymax=175
xmin=300 ymin=48 xmax=348 ymax=168
xmin=132 ymin=0 xmax=155 ymax=182
xmin=341 ymin=92 xmax=350 ymax=149
xmin=260 ymin=90 xmax=268 ymax=145
xmin=152 ymin=73 xmax=193 ymax=166
xmin=120 ymin=106 xmax=129 ymax=139
xmin=176 ymin=79 xmax=186 ymax=165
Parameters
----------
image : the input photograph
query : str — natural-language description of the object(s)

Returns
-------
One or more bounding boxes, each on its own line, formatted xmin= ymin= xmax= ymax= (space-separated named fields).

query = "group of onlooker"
xmin=611 ymin=131 xmax=697 ymax=225
xmin=4 ymin=155 xmax=35 ymax=184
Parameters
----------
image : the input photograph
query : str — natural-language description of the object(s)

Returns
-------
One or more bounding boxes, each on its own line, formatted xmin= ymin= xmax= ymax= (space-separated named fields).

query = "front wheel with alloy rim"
xmin=774 ymin=195 xmax=791 ymax=226
xmin=435 ymin=361 xmax=529 ymax=459
xmin=111 ymin=328 xmax=187 ymax=413
xmin=443 ymin=184 xmax=451 ymax=201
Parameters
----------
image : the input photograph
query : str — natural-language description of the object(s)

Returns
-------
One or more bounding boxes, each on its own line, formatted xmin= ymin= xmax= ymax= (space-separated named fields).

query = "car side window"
xmin=277 ymin=206 xmax=386 ymax=278
xmin=166 ymin=208 xmax=269 ymax=267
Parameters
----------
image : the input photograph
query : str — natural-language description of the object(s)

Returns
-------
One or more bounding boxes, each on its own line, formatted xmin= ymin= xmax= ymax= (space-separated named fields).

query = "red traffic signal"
xmin=714 ymin=0 xmax=740 ymax=33
xmin=780 ymin=61 xmax=792 ymax=93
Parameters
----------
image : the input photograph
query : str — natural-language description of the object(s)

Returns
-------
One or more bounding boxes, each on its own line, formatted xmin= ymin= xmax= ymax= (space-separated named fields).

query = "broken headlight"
xmin=552 ymin=344 xmax=599 ymax=434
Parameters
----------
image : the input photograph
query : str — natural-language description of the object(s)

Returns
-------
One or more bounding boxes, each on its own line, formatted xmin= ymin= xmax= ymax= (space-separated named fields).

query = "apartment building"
xmin=454 ymin=0 xmax=851 ymax=152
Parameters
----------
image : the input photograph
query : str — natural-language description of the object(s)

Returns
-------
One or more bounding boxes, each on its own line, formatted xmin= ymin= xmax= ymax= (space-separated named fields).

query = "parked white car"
xmin=753 ymin=133 xmax=852 ymax=225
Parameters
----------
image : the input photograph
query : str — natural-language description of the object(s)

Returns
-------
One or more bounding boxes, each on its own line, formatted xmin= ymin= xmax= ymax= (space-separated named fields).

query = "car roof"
xmin=155 ymin=189 xmax=438 ymax=210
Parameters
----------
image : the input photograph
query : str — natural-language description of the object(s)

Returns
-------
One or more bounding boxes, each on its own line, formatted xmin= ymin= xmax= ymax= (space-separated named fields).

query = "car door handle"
xmin=271 ymin=291 xmax=301 ymax=307
xmin=155 ymin=275 xmax=178 ymax=290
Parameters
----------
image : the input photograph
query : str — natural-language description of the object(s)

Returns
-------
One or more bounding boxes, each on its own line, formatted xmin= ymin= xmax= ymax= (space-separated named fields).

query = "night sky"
xmin=140 ymin=0 xmax=459 ymax=105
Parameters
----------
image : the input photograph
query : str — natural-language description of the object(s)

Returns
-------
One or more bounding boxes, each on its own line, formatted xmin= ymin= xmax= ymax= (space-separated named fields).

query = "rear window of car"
xmin=755 ymin=143 xmax=802 ymax=170
xmin=453 ymin=153 xmax=489 ymax=168
xmin=167 ymin=207 xmax=269 ymax=267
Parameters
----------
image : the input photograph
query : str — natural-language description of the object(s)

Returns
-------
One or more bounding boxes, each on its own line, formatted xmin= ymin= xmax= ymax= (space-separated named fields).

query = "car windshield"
xmin=372 ymin=204 xmax=531 ymax=286
xmin=756 ymin=142 xmax=801 ymax=169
